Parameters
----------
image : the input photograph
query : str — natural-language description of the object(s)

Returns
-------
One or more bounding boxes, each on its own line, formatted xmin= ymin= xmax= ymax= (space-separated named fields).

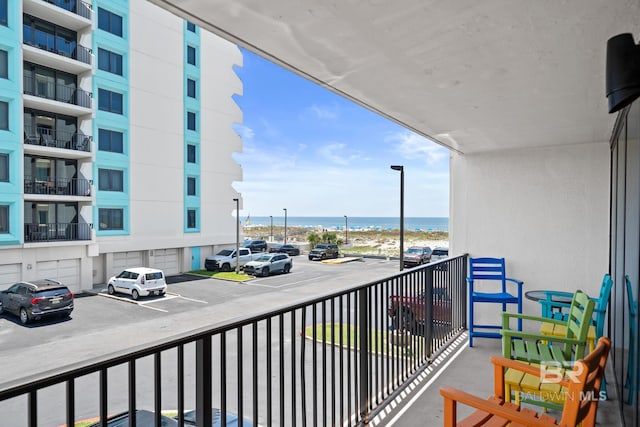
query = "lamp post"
xmin=233 ymin=197 xmax=240 ymax=274
xmin=390 ymin=165 xmax=404 ymax=271
xmin=344 ymin=215 xmax=348 ymax=245
xmin=270 ymin=215 xmax=273 ymax=242
xmin=283 ymin=208 xmax=288 ymax=244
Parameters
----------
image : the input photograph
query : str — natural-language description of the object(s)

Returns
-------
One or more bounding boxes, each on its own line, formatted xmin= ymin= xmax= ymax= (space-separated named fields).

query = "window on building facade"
xmin=98 ymin=128 xmax=124 ymax=153
xmin=0 ymin=205 xmax=8 ymax=234
xmin=0 ymin=100 xmax=7 ymax=130
xmin=98 ymin=48 xmax=123 ymax=76
xmin=187 ymin=177 xmax=196 ymax=196
xmin=187 ymin=144 xmax=196 ymax=163
xmin=187 ymin=78 xmax=196 ymax=98
xmin=0 ymin=0 xmax=8 ymax=26
xmin=98 ymin=8 xmax=123 ymax=37
xmin=187 ymin=111 xmax=196 ymax=131
xmin=187 ymin=46 xmax=196 ymax=66
xmin=187 ymin=21 xmax=196 ymax=32
xmin=98 ymin=88 xmax=123 ymax=114
xmin=98 ymin=168 xmax=123 ymax=192
xmin=0 ymin=49 xmax=7 ymax=79
xmin=187 ymin=209 xmax=196 ymax=229
xmin=0 ymin=153 xmax=7 ymax=181
xmin=99 ymin=208 xmax=123 ymax=230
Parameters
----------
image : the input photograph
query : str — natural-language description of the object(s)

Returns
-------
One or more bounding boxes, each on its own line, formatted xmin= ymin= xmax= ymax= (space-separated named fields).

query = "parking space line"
xmin=171 ymin=295 xmax=208 ymax=304
xmin=249 ymin=276 xmax=319 ymax=289
xmin=137 ymin=304 xmax=169 ymax=313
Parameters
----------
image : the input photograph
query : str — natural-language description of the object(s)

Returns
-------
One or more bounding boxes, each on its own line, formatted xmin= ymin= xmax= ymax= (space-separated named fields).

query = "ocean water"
xmin=244 ymin=216 xmax=448 ymax=232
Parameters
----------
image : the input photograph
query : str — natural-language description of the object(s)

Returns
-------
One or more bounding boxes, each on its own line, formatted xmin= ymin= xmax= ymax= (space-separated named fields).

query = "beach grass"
xmin=244 ymin=226 xmax=448 ymax=257
xmin=304 ymin=323 xmax=418 ymax=358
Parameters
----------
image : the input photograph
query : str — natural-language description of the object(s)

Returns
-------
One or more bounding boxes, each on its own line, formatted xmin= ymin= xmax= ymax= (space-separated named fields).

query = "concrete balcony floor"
xmin=371 ymin=333 xmax=622 ymax=426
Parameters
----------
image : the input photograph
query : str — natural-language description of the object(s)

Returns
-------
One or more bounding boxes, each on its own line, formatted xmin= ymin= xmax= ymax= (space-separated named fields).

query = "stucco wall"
xmin=450 ymin=142 xmax=610 ymax=324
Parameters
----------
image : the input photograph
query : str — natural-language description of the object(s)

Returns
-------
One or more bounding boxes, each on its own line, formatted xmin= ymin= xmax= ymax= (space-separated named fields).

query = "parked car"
xmin=204 ymin=248 xmax=262 ymax=272
xmin=182 ymin=407 xmax=254 ymax=426
xmin=269 ymin=244 xmax=301 ymax=256
xmin=308 ymin=243 xmax=339 ymax=261
xmin=86 ymin=409 xmax=177 ymax=427
xmin=107 ymin=267 xmax=167 ymax=300
xmin=430 ymin=247 xmax=449 ymax=262
xmin=0 ymin=279 xmax=74 ymax=324
xmin=244 ymin=253 xmax=292 ymax=277
xmin=242 ymin=239 xmax=267 ymax=252
xmin=402 ymin=246 xmax=432 ymax=268
xmin=388 ymin=286 xmax=452 ymax=333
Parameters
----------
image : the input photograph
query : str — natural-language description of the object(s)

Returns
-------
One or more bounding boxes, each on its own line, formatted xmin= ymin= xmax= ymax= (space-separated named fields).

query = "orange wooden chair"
xmin=440 ymin=337 xmax=610 ymax=427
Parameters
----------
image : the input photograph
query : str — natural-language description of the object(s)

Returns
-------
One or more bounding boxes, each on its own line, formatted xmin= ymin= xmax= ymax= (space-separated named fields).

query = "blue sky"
xmin=232 ymin=49 xmax=450 ymax=218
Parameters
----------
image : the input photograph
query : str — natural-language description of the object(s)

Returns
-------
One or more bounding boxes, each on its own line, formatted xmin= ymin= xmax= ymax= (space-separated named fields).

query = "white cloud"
xmin=308 ymin=104 xmax=339 ymax=120
xmin=234 ymin=124 xmax=255 ymax=140
xmin=386 ymin=132 xmax=448 ymax=164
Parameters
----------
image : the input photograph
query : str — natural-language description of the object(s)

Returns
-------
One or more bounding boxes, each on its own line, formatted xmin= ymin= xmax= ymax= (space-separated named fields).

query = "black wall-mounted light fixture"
xmin=606 ymin=33 xmax=640 ymax=113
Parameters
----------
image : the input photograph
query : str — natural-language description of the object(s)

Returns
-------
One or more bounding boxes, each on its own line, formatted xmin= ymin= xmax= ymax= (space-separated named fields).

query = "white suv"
xmin=107 ymin=267 xmax=167 ymax=300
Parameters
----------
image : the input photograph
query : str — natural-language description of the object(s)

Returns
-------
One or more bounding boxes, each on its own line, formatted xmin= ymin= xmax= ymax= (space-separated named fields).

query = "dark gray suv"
xmin=242 ymin=239 xmax=267 ymax=252
xmin=308 ymin=243 xmax=339 ymax=261
xmin=0 ymin=279 xmax=74 ymax=324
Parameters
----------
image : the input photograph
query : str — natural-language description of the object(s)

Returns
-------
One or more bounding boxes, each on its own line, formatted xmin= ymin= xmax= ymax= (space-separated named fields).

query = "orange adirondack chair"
xmin=440 ymin=337 xmax=610 ymax=427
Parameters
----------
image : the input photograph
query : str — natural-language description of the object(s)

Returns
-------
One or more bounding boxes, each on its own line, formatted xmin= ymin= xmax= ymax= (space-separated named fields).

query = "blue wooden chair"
xmin=536 ymin=274 xmax=613 ymax=398
xmin=625 ymin=275 xmax=638 ymax=404
xmin=537 ymin=274 xmax=613 ymax=341
xmin=467 ymin=257 xmax=523 ymax=347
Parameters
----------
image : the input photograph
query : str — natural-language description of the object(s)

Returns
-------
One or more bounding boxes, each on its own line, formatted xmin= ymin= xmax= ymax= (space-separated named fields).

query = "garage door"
xmin=152 ymin=249 xmax=180 ymax=275
xmin=112 ymin=251 xmax=144 ymax=275
xmin=0 ymin=264 xmax=20 ymax=287
xmin=37 ymin=259 xmax=80 ymax=291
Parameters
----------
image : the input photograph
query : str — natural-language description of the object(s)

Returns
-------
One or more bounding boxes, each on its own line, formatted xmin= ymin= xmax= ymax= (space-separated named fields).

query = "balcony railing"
xmin=24 ymin=175 xmax=92 ymax=196
xmin=23 ymin=26 xmax=92 ymax=65
xmin=23 ymin=222 xmax=92 ymax=242
xmin=0 ymin=256 xmax=467 ymax=426
xmin=23 ymin=75 xmax=92 ymax=109
xmin=39 ymin=0 xmax=93 ymax=20
xmin=24 ymin=126 xmax=91 ymax=152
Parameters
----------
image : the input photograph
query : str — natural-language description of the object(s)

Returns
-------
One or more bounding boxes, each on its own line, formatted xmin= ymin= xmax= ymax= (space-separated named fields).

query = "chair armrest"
xmin=505 ymin=277 xmax=523 ymax=286
xmin=501 ymin=328 xmax=586 ymax=346
xmin=501 ymin=311 xmax=567 ymax=328
xmin=439 ymin=387 xmax=555 ymax=427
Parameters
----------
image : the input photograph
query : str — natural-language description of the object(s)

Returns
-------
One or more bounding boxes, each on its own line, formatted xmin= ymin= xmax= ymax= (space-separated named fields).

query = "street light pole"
xmin=283 ymin=208 xmax=288 ymax=244
xmin=390 ymin=165 xmax=404 ymax=271
xmin=233 ymin=197 xmax=240 ymax=274
xmin=270 ymin=215 xmax=273 ymax=242
xmin=344 ymin=215 xmax=348 ymax=244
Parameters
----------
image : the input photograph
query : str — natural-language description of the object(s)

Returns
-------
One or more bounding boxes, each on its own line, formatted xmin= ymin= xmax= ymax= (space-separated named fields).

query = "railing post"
xmin=358 ymin=287 xmax=369 ymax=423
xmin=196 ymin=335 xmax=212 ymax=427
xmin=462 ymin=255 xmax=468 ymax=330
xmin=424 ymin=268 xmax=434 ymax=357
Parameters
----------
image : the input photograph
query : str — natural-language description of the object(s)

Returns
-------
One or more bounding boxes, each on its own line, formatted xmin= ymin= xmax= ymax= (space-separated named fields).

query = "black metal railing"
xmin=24 ymin=126 xmax=92 ymax=152
xmin=40 ymin=0 xmax=92 ymax=20
xmin=0 ymin=255 xmax=467 ymax=426
xmin=23 ymin=75 xmax=92 ymax=109
xmin=23 ymin=26 xmax=92 ymax=65
xmin=24 ymin=175 xmax=92 ymax=196
xmin=23 ymin=222 xmax=92 ymax=242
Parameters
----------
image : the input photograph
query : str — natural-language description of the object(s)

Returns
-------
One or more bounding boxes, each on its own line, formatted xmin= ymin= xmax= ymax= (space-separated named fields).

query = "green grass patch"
xmin=304 ymin=323 xmax=417 ymax=357
xmin=190 ymin=270 xmax=253 ymax=282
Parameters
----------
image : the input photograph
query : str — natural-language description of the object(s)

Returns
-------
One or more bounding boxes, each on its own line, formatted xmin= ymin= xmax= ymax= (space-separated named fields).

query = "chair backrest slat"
xmin=563 ymin=290 xmax=595 ymax=360
xmin=468 ymin=257 xmax=507 ymax=292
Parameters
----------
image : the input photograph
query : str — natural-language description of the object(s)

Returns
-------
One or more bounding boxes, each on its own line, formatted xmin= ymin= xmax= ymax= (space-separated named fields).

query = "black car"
xmin=269 ymin=244 xmax=301 ymax=256
xmin=242 ymin=239 xmax=267 ymax=252
xmin=0 ymin=279 xmax=74 ymax=324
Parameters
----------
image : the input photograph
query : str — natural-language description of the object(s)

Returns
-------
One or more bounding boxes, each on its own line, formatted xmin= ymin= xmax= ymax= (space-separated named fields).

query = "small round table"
xmin=524 ymin=290 xmax=573 ymax=303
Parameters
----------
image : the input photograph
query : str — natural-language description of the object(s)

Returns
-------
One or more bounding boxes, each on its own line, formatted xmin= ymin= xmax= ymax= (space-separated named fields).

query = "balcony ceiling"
xmin=150 ymin=0 xmax=640 ymax=154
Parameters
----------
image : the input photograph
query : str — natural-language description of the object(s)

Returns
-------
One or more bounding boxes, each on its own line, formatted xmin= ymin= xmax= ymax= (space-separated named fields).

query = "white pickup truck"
xmin=204 ymin=247 xmax=261 ymax=272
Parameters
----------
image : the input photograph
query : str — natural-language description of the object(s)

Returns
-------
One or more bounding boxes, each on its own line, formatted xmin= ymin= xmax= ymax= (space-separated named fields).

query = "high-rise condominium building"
xmin=0 ymin=0 xmax=243 ymax=292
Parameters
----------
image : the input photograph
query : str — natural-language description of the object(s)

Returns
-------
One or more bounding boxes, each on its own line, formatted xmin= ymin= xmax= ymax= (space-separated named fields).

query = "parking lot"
xmin=0 ymin=256 xmax=399 ymax=384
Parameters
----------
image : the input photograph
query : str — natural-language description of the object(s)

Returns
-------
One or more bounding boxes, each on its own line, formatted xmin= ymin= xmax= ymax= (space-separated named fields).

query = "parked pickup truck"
xmin=388 ymin=286 xmax=452 ymax=333
xmin=204 ymin=248 xmax=261 ymax=272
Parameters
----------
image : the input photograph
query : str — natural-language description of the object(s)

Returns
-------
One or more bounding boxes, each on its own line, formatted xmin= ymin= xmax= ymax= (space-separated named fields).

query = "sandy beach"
xmin=243 ymin=226 xmax=448 ymax=257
